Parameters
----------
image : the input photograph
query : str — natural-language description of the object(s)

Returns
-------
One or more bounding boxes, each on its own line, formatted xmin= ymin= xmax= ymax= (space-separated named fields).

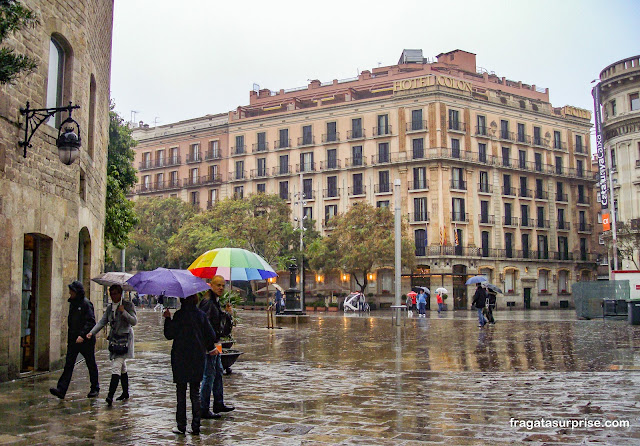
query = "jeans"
xmin=418 ymin=302 xmax=426 ymax=315
xmin=437 ymin=303 xmax=444 ymax=313
xmin=176 ymin=381 xmax=201 ymax=432
xmin=200 ymin=354 xmax=224 ymax=412
xmin=477 ymin=308 xmax=486 ymax=326
xmin=56 ymin=341 xmax=99 ymax=394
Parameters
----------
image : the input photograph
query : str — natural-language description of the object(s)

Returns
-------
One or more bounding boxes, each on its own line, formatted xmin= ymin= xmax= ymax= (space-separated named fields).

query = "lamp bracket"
xmin=19 ymin=101 xmax=80 ymax=157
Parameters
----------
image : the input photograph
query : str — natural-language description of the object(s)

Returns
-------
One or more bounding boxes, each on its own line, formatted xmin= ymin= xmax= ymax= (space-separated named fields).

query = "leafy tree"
xmin=307 ymin=202 xmax=415 ymax=293
xmin=603 ymin=224 xmax=640 ymax=269
xmin=104 ymin=103 xmax=139 ymax=262
xmin=0 ymin=0 xmax=38 ymax=85
xmin=127 ymin=197 xmax=196 ymax=270
xmin=167 ymin=194 xmax=298 ymax=268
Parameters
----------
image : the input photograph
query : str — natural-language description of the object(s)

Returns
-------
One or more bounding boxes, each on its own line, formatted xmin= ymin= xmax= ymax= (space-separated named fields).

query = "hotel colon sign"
xmin=131 ymin=49 xmax=599 ymax=310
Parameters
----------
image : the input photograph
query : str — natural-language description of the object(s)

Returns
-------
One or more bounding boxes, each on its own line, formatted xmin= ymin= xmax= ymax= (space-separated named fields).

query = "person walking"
xmin=199 ymin=275 xmax=235 ymax=419
xmin=471 ymin=283 xmax=487 ymax=328
xmin=275 ymin=288 xmax=282 ymax=314
xmin=485 ymin=288 xmax=497 ymax=324
xmin=86 ymin=284 xmax=137 ymax=406
xmin=50 ymin=281 xmax=100 ymax=399
xmin=417 ymin=290 xmax=427 ymax=317
xmin=163 ymin=294 xmax=217 ymax=435
xmin=436 ymin=293 xmax=444 ymax=314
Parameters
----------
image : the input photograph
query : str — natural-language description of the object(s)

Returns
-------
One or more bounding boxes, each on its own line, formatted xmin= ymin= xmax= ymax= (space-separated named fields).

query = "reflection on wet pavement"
xmin=1 ymin=309 xmax=639 ymax=444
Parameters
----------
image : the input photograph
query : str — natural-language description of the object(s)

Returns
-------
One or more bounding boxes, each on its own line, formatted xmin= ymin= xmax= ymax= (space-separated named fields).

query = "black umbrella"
xmin=485 ymin=283 xmax=503 ymax=294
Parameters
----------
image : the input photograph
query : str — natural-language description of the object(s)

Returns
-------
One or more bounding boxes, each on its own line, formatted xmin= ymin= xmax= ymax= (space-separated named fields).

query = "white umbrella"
xmin=92 ymin=272 xmax=136 ymax=291
xmin=435 ymin=287 xmax=448 ymax=294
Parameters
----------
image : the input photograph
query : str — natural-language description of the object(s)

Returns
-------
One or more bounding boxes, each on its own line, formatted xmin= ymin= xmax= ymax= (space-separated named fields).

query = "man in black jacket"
xmin=199 ymin=275 xmax=235 ymax=419
xmin=50 ymin=281 xmax=100 ymax=399
xmin=471 ymin=283 xmax=487 ymax=328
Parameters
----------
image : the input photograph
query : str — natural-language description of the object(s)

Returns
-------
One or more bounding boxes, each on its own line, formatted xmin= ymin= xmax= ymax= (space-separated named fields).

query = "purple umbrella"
xmin=126 ymin=268 xmax=210 ymax=298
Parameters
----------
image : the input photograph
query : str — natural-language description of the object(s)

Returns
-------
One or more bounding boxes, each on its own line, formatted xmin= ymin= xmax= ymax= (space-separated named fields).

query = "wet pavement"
xmin=1 ymin=308 xmax=640 ymax=445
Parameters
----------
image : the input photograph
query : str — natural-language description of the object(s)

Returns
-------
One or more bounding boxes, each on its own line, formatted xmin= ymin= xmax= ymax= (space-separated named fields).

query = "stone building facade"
xmin=131 ymin=49 xmax=599 ymax=310
xmin=0 ymin=1 xmax=114 ymax=381
xmin=597 ymin=55 xmax=640 ymax=270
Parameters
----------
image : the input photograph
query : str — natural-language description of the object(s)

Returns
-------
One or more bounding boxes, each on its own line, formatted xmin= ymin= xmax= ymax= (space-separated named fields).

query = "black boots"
xmin=105 ymin=374 xmax=120 ymax=406
xmin=116 ymin=373 xmax=129 ymax=401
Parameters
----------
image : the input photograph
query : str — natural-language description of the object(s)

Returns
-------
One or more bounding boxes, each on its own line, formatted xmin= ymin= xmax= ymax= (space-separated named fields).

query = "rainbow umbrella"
xmin=188 ymin=248 xmax=278 ymax=281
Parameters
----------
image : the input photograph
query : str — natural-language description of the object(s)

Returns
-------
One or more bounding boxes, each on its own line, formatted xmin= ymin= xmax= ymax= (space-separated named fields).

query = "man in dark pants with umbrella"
xmin=50 ymin=281 xmax=100 ymax=399
xmin=199 ymin=275 xmax=235 ymax=419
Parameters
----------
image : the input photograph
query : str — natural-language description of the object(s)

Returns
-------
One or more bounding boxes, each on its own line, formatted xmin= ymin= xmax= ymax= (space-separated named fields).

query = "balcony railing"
xmin=250 ymin=169 xmax=269 ymax=179
xmin=322 ymin=218 xmax=336 ymax=228
xmin=230 ymin=146 xmax=246 ymax=156
xmin=556 ymin=221 xmax=571 ymax=230
xmin=577 ymin=196 xmax=591 ymax=205
xmin=373 ymin=126 xmax=392 ymax=137
xmin=499 ymin=130 xmax=515 ymax=142
xmin=228 ymin=171 xmax=246 ymax=181
xmin=156 ymin=179 xmax=181 ymax=191
xmin=374 ymin=183 xmax=392 ymax=193
xmin=296 ymin=162 xmax=316 ymax=173
xmin=409 ymin=211 xmax=430 ymax=223
xmin=478 ymin=214 xmax=495 ymax=224
xmin=319 ymin=159 xmax=341 ymax=170
xmin=252 ymin=142 xmax=269 ymax=153
xmin=407 ymin=121 xmax=427 ymax=132
xmin=371 ymin=152 xmax=408 ymax=165
xmin=535 ymin=190 xmax=549 ymax=200
xmin=200 ymin=174 xmax=222 ymax=185
xmin=447 ymin=121 xmax=466 ymax=132
xmin=576 ymin=252 xmax=598 ymax=262
xmin=553 ymin=141 xmax=567 ymax=151
xmin=578 ymin=223 xmax=593 ymax=232
xmin=205 ymin=149 xmax=221 ymax=160
xmin=575 ymin=143 xmax=586 ymax=154
xmin=553 ymin=251 xmax=574 ymax=261
xmin=424 ymin=245 xmax=483 ymax=257
xmin=345 ymin=157 xmax=367 ymax=168
xmin=139 ymin=159 xmax=153 ymax=170
xmin=186 ymin=152 xmax=202 ymax=163
xmin=556 ymin=192 xmax=568 ymax=202
xmin=206 ymin=199 xmax=218 ymax=209
xmin=533 ymin=136 xmax=548 ymax=147
xmin=478 ymin=183 xmax=493 ymax=193
xmin=274 ymin=139 xmax=291 ymax=149
xmin=503 ymin=216 xmax=518 ymax=226
xmin=347 ymin=129 xmax=366 ymax=140
xmin=321 ymin=132 xmax=340 ymax=143
xmin=521 ymin=217 xmax=535 ymax=228
xmin=475 ymin=126 xmax=489 ymax=137
xmin=517 ymin=134 xmax=531 ymax=144
xmin=273 ymin=165 xmax=292 ymax=176
xmin=297 ymin=136 xmax=315 ymax=147
xmin=166 ymin=156 xmax=181 ymax=167
xmin=408 ymin=181 xmax=429 ymax=191
xmin=451 ymin=212 xmax=469 ymax=222
xmin=536 ymin=219 xmax=550 ymax=229
xmin=302 ymin=190 xmax=315 ymax=200
xmin=502 ymin=186 xmax=516 ymax=196
xmin=450 ymin=180 xmax=467 ymax=190
xmin=519 ymin=188 xmax=532 ymax=198
xmin=323 ymin=188 xmax=341 ymax=199
xmin=348 ymin=186 xmax=366 ymax=196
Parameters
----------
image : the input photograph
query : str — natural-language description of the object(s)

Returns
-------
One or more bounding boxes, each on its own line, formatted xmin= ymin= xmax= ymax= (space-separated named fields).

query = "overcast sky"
xmin=111 ymin=0 xmax=640 ymax=134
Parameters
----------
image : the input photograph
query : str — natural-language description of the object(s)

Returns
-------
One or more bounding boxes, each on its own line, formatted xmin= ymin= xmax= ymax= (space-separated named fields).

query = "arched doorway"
xmin=21 ymin=234 xmax=53 ymax=373
xmin=452 ymin=264 xmax=468 ymax=309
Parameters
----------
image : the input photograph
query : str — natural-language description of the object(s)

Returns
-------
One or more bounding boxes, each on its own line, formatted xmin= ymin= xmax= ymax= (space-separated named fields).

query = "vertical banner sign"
xmin=592 ymin=84 xmax=610 ymax=231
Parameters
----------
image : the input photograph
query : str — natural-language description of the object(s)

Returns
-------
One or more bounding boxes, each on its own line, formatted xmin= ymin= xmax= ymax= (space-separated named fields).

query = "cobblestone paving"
xmin=1 ymin=309 xmax=640 ymax=445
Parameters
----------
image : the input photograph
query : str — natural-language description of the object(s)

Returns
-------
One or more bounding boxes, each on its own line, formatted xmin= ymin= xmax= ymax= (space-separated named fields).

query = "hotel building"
xmin=596 ymin=55 xmax=640 ymax=270
xmin=131 ymin=49 xmax=598 ymax=310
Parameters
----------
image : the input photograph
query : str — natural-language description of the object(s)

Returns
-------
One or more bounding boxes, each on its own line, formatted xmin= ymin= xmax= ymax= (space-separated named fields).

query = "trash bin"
xmin=628 ymin=300 xmax=640 ymax=325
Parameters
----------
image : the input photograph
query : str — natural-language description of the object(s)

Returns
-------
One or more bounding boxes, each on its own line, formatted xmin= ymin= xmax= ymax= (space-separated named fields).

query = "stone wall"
xmin=0 ymin=0 xmax=113 ymax=381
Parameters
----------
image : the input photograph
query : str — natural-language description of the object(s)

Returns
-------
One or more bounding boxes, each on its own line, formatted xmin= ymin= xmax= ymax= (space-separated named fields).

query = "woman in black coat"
xmin=163 ymin=294 xmax=217 ymax=435
xmin=471 ymin=283 xmax=487 ymax=328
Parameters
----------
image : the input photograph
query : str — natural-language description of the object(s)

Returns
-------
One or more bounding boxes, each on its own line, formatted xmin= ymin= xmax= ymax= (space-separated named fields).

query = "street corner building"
xmin=129 ymin=49 xmax=600 ymax=311
xmin=0 ymin=1 xmax=114 ymax=381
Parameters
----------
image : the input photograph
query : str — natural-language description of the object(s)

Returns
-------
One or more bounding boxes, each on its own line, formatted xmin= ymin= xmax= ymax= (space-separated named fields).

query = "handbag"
xmin=108 ymin=332 xmax=129 ymax=355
